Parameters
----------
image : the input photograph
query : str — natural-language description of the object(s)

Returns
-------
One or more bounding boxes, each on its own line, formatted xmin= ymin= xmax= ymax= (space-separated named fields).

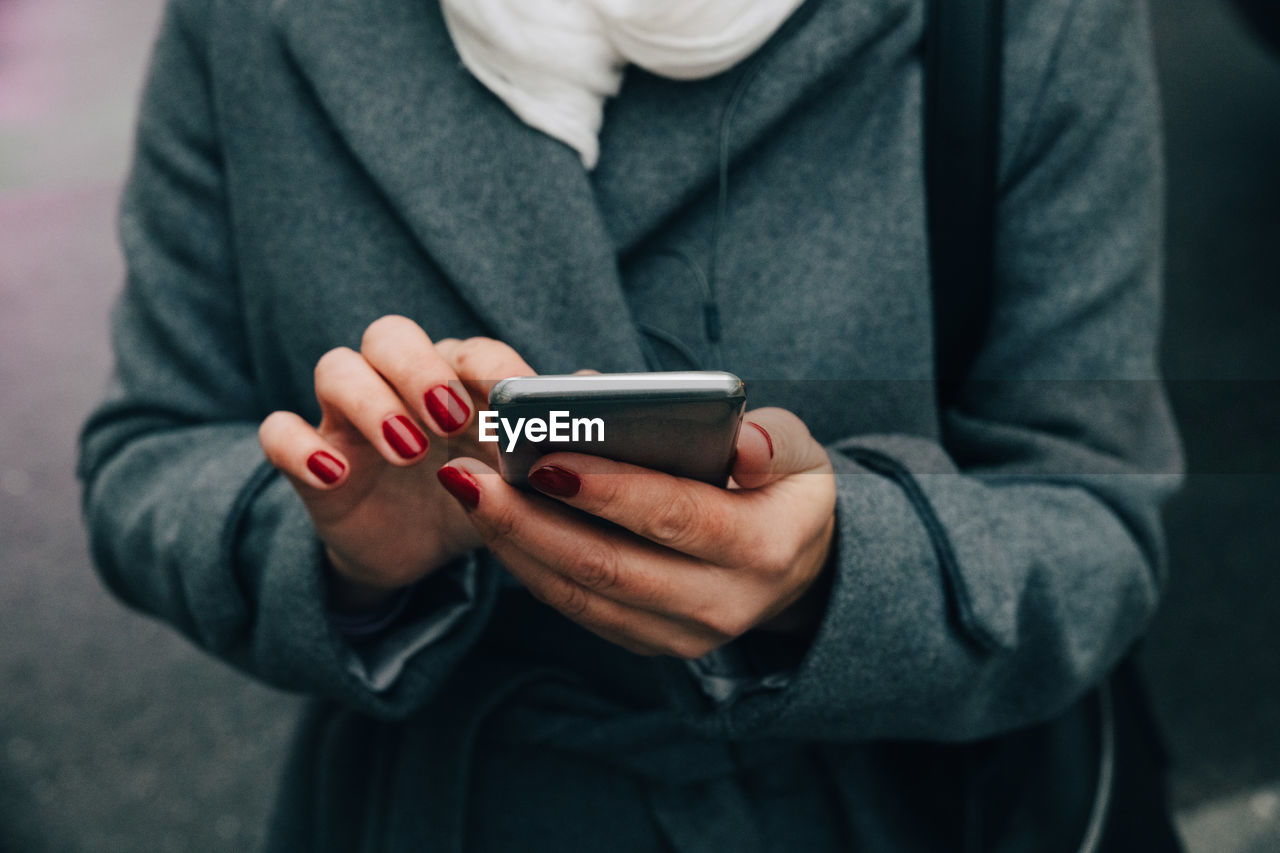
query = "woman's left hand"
xmin=436 ymin=407 xmax=837 ymax=659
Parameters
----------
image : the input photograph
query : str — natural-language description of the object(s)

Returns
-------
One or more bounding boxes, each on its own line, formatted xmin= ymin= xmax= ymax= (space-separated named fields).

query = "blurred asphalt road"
xmin=1 ymin=0 xmax=1277 ymax=850
xmin=1 ymin=3 xmax=298 ymax=851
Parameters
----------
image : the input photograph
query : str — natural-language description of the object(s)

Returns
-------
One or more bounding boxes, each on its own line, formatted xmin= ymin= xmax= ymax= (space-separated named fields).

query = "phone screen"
xmin=486 ymin=372 xmax=745 ymax=487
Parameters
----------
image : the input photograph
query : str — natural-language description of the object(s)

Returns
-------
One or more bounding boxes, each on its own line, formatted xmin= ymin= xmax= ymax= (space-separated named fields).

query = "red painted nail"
xmin=748 ymin=422 xmax=774 ymax=459
xmin=528 ymin=465 xmax=581 ymax=498
xmin=382 ymin=415 xmax=428 ymax=458
xmin=425 ymin=384 xmax=470 ymax=433
xmin=306 ymin=450 xmax=345 ymax=485
xmin=437 ymin=466 xmax=480 ymax=509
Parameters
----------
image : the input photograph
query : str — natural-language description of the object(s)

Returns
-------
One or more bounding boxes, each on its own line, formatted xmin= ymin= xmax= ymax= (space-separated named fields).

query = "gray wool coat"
xmin=79 ymin=0 xmax=1182 ymax=849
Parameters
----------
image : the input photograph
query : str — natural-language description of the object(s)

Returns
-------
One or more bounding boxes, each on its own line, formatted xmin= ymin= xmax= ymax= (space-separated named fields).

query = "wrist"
xmin=324 ymin=548 xmax=406 ymax=614
xmin=757 ymin=516 xmax=837 ymax=636
xmin=323 ymin=529 xmax=477 ymax=613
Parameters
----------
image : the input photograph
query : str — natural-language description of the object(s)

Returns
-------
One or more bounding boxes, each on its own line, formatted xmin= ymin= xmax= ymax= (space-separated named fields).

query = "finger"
xmin=439 ymin=458 xmax=725 ymax=659
xmin=441 ymin=336 xmax=537 ymax=404
xmin=523 ymin=452 xmax=760 ymax=566
xmin=437 ymin=458 xmax=728 ymax=622
xmin=730 ymin=407 xmax=832 ymax=490
xmin=314 ymin=346 xmax=430 ymax=465
xmin=259 ymin=410 xmax=349 ymax=490
xmin=506 ymin=555 xmax=723 ymax=660
xmin=360 ymin=315 xmax=473 ymax=436
xmin=432 ymin=337 xmax=461 ymax=361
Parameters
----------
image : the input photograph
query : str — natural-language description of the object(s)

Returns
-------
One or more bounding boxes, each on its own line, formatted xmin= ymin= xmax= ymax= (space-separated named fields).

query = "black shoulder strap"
xmin=924 ymin=0 xmax=1003 ymax=401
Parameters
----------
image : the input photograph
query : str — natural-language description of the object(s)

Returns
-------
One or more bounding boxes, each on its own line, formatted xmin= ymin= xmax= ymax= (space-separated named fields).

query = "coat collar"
xmin=590 ymin=0 xmax=913 ymax=253
xmin=272 ymin=0 xmax=914 ymax=371
xmin=273 ymin=0 xmax=648 ymax=374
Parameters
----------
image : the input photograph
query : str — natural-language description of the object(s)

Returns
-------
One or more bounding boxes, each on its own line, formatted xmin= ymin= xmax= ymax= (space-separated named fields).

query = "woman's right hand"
xmin=258 ymin=316 xmax=535 ymax=611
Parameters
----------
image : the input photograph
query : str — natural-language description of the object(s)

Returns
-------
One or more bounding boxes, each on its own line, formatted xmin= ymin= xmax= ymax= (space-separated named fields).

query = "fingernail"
xmin=425 ymin=384 xmax=470 ymax=432
xmin=437 ymin=466 xmax=480 ymax=509
xmin=748 ymin=422 xmax=773 ymax=459
xmin=528 ymin=465 xmax=581 ymax=498
xmin=383 ymin=415 xmax=428 ymax=458
xmin=307 ymin=450 xmax=345 ymax=485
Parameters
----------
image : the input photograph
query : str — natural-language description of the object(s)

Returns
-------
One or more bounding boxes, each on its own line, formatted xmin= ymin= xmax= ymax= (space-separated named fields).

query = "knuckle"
xmin=525 ymin=579 xmax=554 ymax=607
xmin=450 ymin=336 xmax=495 ymax=370
xmin=707 ymin=607 xmax=751 ymax=641
xmin=645 ymin=490 xmax=703 ymax=548
xmin=490 ymin=339 xmax=522 ymax=364
xmin=667 ymin=635 xmax=717 ymax=662
xmin=550 ymin=578 xmax=592 ymax=618
xmin=571 ymin=542 xmax=621 ymax=592
xmin=753 ymin=533 xmax=795 ymax=574
xmin=452 ymin=336 xmax=523 ymax=382
xmin=314 ymin=346 xmax=356 ymax=386
xmin=481 ymin=502 xmax=520 ymax=543
xmin=434 ymin=337 xmax=460 ymax=359
xmin=580 ymin=472 xmax=624 ymax=516
xmin=360 ymin=314 xmax=412 ymax=353
xmin=691 ymin=599 xmax=749 ymax=641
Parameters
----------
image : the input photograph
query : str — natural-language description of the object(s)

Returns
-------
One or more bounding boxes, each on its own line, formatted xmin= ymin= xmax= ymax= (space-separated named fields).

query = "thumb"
xmin=731 ymin=407 xmax=831 ymax=490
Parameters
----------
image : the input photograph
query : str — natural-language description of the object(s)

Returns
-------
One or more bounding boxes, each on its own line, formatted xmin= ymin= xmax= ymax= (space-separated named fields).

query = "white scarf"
xmin=440 ymin=0 xmax=806 ymax=169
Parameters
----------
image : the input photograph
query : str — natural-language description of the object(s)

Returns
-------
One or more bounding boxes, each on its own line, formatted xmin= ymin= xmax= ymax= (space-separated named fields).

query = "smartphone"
xmin=486 ymin=371 xmax=746 ymax=488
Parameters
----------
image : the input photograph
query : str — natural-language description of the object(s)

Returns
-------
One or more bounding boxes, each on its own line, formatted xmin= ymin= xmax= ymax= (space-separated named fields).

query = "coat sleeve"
xmin=76 ymin=0 xmax=498 ymax=720
xmin=708 ymin=0 xmax=1182 ymax=741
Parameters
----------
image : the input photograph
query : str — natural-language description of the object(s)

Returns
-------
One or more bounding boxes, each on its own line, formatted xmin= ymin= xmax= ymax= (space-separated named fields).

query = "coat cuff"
xmin=331 ymin=556 xmax=480 ymax=692
xmin=229 ymin=458 xmax=500 ymax=718
xmin=685 ymin=644 xmax=793 ymax=705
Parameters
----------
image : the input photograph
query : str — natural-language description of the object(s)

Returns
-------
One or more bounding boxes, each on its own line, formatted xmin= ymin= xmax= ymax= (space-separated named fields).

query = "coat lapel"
xmin=273 ymin=0 xmax=917 ymax=370
xmin=591 ymin=0 xmax=917 ymax=254
xmin=272 ymin=0 xmax=649 ymax=374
